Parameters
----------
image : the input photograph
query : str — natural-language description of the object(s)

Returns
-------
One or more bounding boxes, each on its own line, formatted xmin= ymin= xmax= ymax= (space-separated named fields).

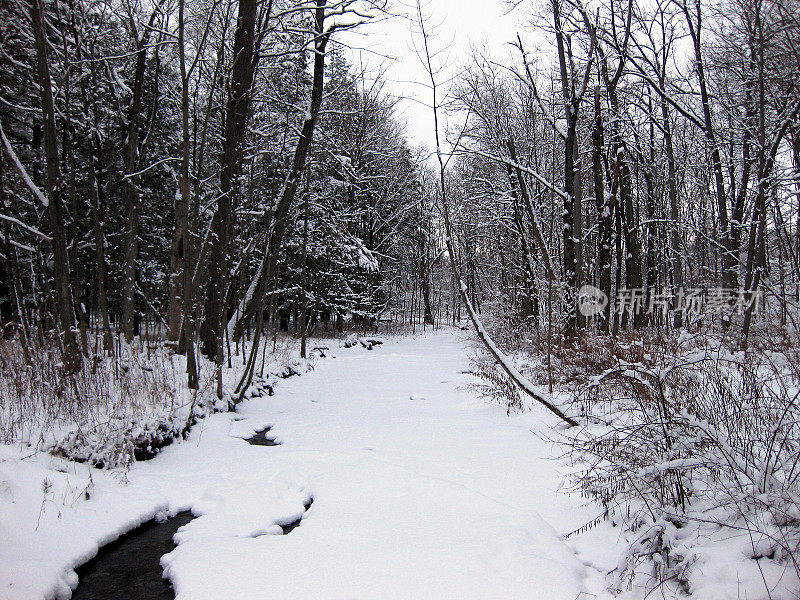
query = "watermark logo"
xmin=577 ymin=286 xmax=762 ymax=318
xmin=578 ymin=285 xmax=608 ymax=317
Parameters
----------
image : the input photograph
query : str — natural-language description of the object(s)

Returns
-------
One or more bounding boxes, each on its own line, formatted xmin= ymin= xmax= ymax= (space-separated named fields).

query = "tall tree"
xmin=120 ymin=1 xmax=163 ymax=343
xmin=29 ymin=0 xmax=81 ymax=373
xmin=199 ymin=0 xmax=267 ymax=362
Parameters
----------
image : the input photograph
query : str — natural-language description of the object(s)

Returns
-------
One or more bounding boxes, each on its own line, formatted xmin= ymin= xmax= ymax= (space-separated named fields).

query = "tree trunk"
xmin=682 ymin=0 xmax=735 ymax=290
xmin=419 ymin=227 xmax=435 ymax=326
xmin=551 ymin=0 xmax=593 ymax=334
xmin=563 ymin=106 xmax=580 ymax=334
xmin=69 ymin=4 xmax=114 ymax=355
xmin=792 ymin=126 xmax=800 ymax=273
xmin=169 ymin=0 xmax=191 ymax=344
xmin=593 ymin=86 xmax=613 ymax=333
xmin=227 ymin=0 xmax=333 ymax=343
xmin=200 ymin=0 xmax=262 ymax=361
xmin=300 ymin=170 xmax=310 ymax=357
xmin=618 ymin=149 xmax=643 ymax=328
xmin=29 ymin=0 xmax=81 ymax=374
xmin=644 ymin=92 xmax=659 ymax=325
xmin=660 ymin=94 xmax=683 ymax=329
xmin=120 ymin=12 xmax=157 ymax=343
xmin=506 ymin=161 xmax=537 ymax=323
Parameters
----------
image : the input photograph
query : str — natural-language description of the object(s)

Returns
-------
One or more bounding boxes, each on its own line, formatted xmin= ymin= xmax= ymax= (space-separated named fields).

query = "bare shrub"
xmin=469 ymin=352 xmax=523 ymax=413
xmin=568 ymin=333 xmax=800 ymax=596
xmin=0 ymin=333 xmax=214 ymax=467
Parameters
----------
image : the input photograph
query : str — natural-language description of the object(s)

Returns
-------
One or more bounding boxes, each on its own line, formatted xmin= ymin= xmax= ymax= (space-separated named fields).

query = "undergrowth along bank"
xmin=471 ymin=326 xmax=800 ymax=600
xmin=1 ymin=331 xmax=382 ymax=470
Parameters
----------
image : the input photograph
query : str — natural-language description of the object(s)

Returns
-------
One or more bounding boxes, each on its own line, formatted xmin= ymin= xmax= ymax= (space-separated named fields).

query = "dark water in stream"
xmin=278 ymin=498 xmax=314 ymax=534
xmin=72 ymin=427 xmax=293 ymax=598
xmin=71 ymin=511 xmax=194 ymax=600
xmin=246 ymin=427 xmax=280 ymax=446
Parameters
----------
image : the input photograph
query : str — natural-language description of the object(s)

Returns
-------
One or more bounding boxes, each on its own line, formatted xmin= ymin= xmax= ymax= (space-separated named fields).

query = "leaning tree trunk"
xmin=229 ymin=0 xmax=332 ymax=397
xmin=227 ymin=0 xmax=333 ymax=344
xmin=415 ymin=0 xmax=576 ymax=426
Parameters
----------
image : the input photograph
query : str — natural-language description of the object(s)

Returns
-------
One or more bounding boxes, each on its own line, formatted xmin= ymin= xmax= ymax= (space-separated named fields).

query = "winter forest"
xmin=1 ymin=0 xmax=800 ymax=598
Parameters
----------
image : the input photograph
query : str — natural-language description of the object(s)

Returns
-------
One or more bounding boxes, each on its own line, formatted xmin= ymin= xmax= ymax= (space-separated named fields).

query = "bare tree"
xmin=199 ymin=0 xmax=269 ymax=365
xmin=29 ymin=0 xmax=81 ymax=373
xmin=119 ymin=0 xmax=165 ymax=343
xmin=415 ymin=0 xmax=577 ymax=425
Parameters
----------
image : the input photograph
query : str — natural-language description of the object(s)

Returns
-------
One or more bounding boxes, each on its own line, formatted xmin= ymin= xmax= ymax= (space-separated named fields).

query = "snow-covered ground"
xmin=1 ymin=329 xmax=617 ymax=600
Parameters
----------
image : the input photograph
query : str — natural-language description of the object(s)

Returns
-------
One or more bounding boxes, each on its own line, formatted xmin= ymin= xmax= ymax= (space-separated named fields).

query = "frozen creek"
xmin=2 ymin=330 xmax=615 ymax=600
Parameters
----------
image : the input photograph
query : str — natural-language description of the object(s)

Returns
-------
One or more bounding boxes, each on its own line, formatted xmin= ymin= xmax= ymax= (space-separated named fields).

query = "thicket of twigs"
xmin=474 ymin=318 xmax=800 ymax=598
xmin=0 ymin=326 xmax=318 ymax=468
xmin=0 ymin=330 xmax=216 ymax=467
xmin=575 ymin=333 xmax=798 ymax=593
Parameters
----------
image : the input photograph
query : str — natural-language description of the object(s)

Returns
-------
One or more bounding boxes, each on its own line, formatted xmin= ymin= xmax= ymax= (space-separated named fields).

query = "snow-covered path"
xmin=2 ymin=330 xmax=610 ymax=600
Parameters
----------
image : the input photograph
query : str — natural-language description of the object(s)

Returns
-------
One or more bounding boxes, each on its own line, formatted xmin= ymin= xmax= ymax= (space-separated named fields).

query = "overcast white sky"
xmin=336 ymin=0 xmax=531 ymax=154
